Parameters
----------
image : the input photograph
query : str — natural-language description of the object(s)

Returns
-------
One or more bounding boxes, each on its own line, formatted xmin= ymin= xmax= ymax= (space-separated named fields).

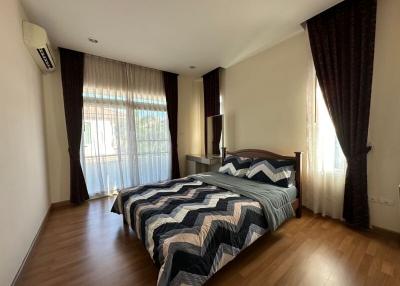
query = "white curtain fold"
xmin=304 ymin=31 xmax=347 ymax=219
xmin=81 ymin=55 xmax=171 ymax=198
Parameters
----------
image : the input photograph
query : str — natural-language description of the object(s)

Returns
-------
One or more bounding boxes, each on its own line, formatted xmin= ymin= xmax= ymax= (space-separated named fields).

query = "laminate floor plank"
xmin=16 ymin=197 xmax=400 ymax=286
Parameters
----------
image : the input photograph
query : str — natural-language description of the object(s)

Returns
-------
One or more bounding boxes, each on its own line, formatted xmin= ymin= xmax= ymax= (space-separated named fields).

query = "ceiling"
xmin=21 ymin=0 xmax=342 ymax=76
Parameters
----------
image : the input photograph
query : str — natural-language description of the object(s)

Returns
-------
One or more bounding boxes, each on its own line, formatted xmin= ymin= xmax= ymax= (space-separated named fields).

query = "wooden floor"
xmin=17 ymin=197 xmax=400 ymax=286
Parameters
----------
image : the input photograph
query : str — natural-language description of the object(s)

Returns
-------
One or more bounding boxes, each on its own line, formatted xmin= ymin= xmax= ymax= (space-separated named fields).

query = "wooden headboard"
xmin=226 ymin=149 xmax=303 ymax=218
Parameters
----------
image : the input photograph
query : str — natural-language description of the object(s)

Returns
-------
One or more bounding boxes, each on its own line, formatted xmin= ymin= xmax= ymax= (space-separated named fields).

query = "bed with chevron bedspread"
xmin=111 ymin=172 xmax=294 ymax=286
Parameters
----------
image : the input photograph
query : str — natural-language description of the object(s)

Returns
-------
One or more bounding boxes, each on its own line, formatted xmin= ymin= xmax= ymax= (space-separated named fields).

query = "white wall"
xmin=222 ymin=0 xmax=400 ymax=232
xmin=0 ymin=1 xmax=50 ymax=285
xmin=178 ymin=76 xmax=203 ymax=176
xmin=42 ymin=50 xmax=70 ymax=202
xmin=223 ymin=32 xmax=308 ymax=156
xmin=368 ymin=0 xmax=400 ymax=232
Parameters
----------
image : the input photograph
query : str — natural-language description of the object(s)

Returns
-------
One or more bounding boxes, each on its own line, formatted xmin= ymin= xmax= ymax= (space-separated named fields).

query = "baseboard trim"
xmin=11 ymin=200 xmax=74 ymax=285
xmin=50 ymin=200 xmax=72 ymax=209
xmin=11 ymin=204 xmax=51 ymax=286
xmin=302 ymin=207 xmax=400 ymax=235
xmin=11 ymin=201 xmax=72 ymax=286
xmin=371 ymin=225 xmax=400 ymax=237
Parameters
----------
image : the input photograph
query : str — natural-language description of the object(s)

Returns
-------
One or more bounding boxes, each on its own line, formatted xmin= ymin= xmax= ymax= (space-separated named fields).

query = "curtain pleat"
xmin=162 ymin=72 xmax=180 ymax=179
xmin=59 ymin=48 xmax=89 ymax=204
xmin=307 ymin=0 xmax=377 ymax=228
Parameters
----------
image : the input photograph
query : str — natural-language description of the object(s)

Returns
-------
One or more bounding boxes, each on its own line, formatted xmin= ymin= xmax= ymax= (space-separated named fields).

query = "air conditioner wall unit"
xmin=23 ymin=21 xmax=56 ymax=72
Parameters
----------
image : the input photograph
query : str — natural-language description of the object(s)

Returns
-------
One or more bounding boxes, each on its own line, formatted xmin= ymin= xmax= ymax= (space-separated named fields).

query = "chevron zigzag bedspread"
xmin=112 ymin=174 xmax=293 ymax=286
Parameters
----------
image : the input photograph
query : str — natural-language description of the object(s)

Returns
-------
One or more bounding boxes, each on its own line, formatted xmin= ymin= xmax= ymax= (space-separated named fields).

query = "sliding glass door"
xmin=80 ymin=55 xmax=171 ymax=198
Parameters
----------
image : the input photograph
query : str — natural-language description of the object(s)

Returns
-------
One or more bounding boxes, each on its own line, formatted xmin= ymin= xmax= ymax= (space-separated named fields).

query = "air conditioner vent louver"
xmin=37 ymin=48 xmax=54 ymax=69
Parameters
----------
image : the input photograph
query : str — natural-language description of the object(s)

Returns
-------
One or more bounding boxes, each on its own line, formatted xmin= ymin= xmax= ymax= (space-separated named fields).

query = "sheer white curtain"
xmin=81 ymin=55 xmax=171 ymax=198
xmin=304 ymin=68 xmax=347 ymax=219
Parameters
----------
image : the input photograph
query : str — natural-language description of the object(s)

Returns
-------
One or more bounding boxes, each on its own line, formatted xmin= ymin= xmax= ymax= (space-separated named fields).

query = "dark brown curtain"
xmin=59 ymin=48 xmax=89 ymax=204
xmin=163 ymin=72 xmax=180 ymax=179
xmin=203 ymin=68 xmax=221 ymax=155
xmin=307 ymin=0 xmax=376 ymax=228
xmin=212 ymin=115 xmax=222 ymax=155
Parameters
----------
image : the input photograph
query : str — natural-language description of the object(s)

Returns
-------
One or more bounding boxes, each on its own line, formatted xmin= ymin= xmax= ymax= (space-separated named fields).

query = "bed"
xmin=112 ymin=149 xmax=302 ymax=286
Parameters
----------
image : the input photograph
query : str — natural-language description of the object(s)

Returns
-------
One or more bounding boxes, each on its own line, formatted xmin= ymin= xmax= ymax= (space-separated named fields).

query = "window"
xmin=81 ymin=92 xmax=171 ymax=197
xmin=82 ymin=122 xmax=91 ymax=146
xmin=314 ymin=81 xmax=346 ymax=173
xmin=80 ymin=55 xmax=171 ymax=198
xmin=304 ymin=75 xmax=347 ymax=219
